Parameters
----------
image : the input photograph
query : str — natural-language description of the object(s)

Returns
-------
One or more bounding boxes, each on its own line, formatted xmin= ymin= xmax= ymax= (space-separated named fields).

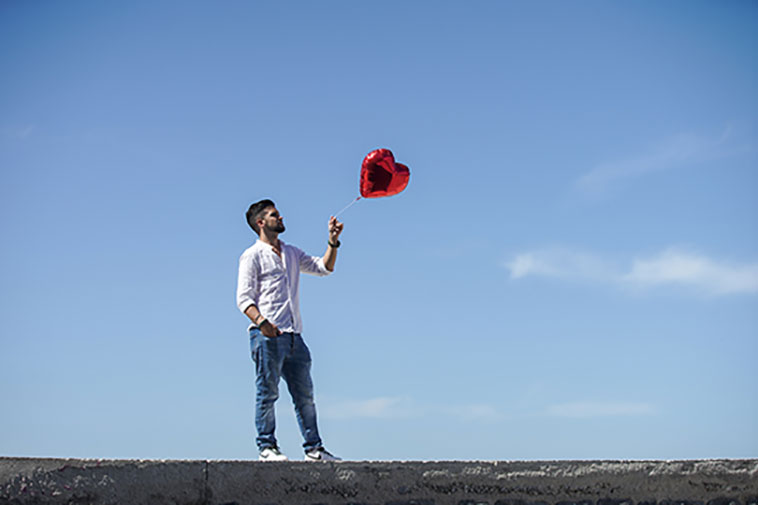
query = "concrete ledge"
xmin=1 ymin=458 xmax=756 ymax=505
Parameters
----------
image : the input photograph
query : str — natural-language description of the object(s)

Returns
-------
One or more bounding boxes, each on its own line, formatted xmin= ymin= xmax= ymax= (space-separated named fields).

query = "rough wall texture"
xmin=1 ymin=458 xmax=756 ymax=505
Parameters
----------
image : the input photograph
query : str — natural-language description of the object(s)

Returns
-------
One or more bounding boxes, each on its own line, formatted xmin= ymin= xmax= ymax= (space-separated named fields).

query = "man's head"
xmin=246 ymin=199 xmax=285 ymax=236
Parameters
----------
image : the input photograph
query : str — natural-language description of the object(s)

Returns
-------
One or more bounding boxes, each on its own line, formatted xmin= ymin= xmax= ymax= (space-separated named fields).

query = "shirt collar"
xmin=255 ymin=238 xmax=286 ymax=252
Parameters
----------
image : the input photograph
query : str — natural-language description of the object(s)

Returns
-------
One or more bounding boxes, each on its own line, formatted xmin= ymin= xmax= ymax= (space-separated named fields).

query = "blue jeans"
xmin=250 ymin=329 xmax=322 ymax=452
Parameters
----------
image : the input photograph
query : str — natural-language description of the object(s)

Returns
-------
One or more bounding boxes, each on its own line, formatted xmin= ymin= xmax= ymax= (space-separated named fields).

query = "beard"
xmin=265 ymin=222 xmax=285 ymax=234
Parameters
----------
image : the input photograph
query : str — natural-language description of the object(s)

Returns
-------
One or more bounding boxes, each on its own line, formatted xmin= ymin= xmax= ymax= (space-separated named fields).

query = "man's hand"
xmin=244 ymin=305 xmax=281 ymax=337
xmin=328 ymin=216 xmax=344 ymax=244
xmin=260 ymin=319 xmax=282 ymax=338
xmin=324 ymin=216 xmax=343 ymax=272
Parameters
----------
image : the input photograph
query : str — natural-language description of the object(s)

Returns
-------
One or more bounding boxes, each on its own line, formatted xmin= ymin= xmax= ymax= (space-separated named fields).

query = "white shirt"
xmin=236 ymin=239 xmax=331 ymax=333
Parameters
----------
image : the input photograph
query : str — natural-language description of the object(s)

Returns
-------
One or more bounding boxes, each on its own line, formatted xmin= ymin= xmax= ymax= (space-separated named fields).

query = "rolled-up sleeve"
xmin=297 ymin=247 xmax=331 ymax=277
xmin=236 ymin=251 xmax=258 ymax=313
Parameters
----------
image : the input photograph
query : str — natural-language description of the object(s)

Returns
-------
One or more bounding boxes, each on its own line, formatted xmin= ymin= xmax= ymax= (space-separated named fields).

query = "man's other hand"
xmin=260 ymin=320 xmax=282 ymax=338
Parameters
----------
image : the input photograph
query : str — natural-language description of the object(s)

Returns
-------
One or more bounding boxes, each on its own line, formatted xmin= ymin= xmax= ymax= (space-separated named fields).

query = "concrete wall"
xmin=1 ymin=458 xmax=756 ymax=505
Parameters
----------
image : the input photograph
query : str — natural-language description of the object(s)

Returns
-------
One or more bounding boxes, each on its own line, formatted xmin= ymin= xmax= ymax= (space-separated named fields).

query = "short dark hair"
xmin=246 ymin=199 xmax=276 ymax=235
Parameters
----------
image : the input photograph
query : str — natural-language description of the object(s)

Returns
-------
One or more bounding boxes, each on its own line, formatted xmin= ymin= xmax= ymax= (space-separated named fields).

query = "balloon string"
xmin=334 ymin=196 xmax=362 ymax=218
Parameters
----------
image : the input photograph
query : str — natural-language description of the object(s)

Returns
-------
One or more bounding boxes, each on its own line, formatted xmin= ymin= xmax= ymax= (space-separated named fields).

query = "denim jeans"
xmin=250 ymin=329 xmax=322 ymax=452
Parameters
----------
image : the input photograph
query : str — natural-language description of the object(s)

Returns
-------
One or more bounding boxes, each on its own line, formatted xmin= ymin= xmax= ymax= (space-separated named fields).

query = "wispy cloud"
xmin=439 ymin=403 xmax=503 ymax=422
xmin=547 ymin=401 xmax=654 ymax=418
xmin=322 ymin=395 xmax=651 ymax=421
xmin=320 ymin=396 xmax=420 ymax=420
xmin=1 ymin=125 xmax=35 ymax=140
xmin=320 ymin=396 xmax=503 ymax=422
xmin=505 ymin=247 xmax=758 ymax=296
xmin=575 ymin=128 xmax=738 ymax=196
xmin=507 ymin=248 xmax=617 ymax=282
xmin=623 ymin=249 xmax=758 ymax=295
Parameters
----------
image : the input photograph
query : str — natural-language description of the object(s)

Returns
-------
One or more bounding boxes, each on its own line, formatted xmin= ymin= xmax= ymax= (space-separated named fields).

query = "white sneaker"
xmin=304 ymin=447 xmax=342 ymax=462
xmin=259 ymin=447 xmax=288 ymax=461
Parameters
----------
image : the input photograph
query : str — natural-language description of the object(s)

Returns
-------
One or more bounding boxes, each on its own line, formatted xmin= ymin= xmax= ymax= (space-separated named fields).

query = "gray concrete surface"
xmin=1 ymin=458 xmax=756 ymax=505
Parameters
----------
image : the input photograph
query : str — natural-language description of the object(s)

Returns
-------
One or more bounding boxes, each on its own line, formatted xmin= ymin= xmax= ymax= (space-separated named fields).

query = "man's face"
xmin=259 ymin=206 xmax=285 ymax=234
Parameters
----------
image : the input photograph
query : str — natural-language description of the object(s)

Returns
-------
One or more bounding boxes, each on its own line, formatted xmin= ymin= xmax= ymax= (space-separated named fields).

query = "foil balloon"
xmin=333 ymin=148 xmax=410 ymax=218
xmin=359 ymin=148 xmax=410 ymax=198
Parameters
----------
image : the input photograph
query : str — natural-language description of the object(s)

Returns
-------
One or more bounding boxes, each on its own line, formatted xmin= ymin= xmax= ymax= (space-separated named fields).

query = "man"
xmin=236 ymin=199 xmax=343 ymax=462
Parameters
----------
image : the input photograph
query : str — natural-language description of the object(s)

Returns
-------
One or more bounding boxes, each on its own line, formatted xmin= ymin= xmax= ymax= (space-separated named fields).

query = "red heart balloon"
xmin=360 ymin=148 xmax=410 ymax=198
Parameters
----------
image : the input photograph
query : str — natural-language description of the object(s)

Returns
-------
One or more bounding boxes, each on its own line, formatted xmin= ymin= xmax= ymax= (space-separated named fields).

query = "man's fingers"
xmin=260 ymin=320 xmax=282 ymax=338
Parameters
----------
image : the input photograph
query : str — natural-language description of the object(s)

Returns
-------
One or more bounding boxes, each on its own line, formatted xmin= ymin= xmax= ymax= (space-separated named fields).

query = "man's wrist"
xmin=256 ymin=316 xmax=267 ymax=326
xmin=328 ymin=239 xmax=341 ymax=248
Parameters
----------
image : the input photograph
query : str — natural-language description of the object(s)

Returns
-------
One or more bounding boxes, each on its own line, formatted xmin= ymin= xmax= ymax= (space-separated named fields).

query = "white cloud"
xmin=623 ymin=249 xmax=758 ymax=295
xmin=1 ymin=125 xmax=35 ymax=140
xmin=506 ymin=248 xmax=617 ymax=282
xmin=439 ymin=403 xmax=503 ymax=422
xmin=575 ymin=128 xmax=736 ymax=196
xmin=320 ymin=396 xmax=419 ymax=420
xmin=505 ymin=247 xmax=758 ymax=296
xmin=547 ymin=401 xmax=654 ymax=418
xmin=320 ymin=396 xmax=503 ymax=421
xmin=322 ymin=395 xmax=652 ymax=421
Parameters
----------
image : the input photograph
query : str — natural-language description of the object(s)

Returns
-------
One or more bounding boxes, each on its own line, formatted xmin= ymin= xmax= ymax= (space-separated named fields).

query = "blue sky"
xmin=1 ymin=1 xmax=756 ymax=461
